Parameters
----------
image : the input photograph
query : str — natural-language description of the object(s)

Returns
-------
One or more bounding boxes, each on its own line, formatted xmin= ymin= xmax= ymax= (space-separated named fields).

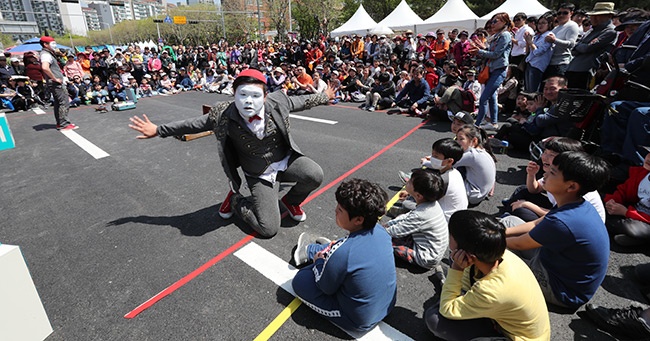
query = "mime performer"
xmin=129 ymin=69 xmax=335 ymax=238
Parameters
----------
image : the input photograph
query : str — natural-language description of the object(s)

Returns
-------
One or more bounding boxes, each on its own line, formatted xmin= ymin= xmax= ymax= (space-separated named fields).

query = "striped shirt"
xmin=385 ymin=201 xmax=448 ymax=269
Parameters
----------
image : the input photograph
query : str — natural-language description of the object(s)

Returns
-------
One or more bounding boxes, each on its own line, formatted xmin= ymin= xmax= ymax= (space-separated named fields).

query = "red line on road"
xmin=124 ymin=119 xmax=428 ymax=319
xmin=302 ymin=120 xmax=428 ymax=205
xmin=124 ymin=234 xmax=255 ymax=319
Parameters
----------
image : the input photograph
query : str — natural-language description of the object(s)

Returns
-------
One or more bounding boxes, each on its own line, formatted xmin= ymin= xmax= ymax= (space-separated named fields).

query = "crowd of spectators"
xmin=3 ymin=1 xmax=650 ymax=339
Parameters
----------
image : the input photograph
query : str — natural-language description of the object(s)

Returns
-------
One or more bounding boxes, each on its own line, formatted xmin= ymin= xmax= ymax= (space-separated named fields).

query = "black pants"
xmin=607 ymin=215 xmax=650 ymax=241
xmin=503 ymin=185 xmax=553 ymax=221
xmin=48 ymin=83 xmax=70 ymax=127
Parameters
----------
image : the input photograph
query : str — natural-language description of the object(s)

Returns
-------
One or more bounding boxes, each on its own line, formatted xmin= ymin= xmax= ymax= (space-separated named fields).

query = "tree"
xmin=265 ymin=0 xmax=291 ymax=42
xmin=292 ymin=0 xmax=342 ymax=39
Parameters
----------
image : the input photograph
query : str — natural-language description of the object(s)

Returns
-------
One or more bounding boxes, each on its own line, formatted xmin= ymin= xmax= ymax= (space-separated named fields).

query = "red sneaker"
xmin=57 ymin=123 xmax=79 ymax=130
xmin=219 ymin=190 xmax=234 ymax=219
xmin=282 ymin=197 xmax=306 ymax=222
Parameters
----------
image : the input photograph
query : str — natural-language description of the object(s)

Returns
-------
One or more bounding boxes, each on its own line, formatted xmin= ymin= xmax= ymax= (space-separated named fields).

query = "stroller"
xmin=558 ymin=51 xmax=650 ymax=153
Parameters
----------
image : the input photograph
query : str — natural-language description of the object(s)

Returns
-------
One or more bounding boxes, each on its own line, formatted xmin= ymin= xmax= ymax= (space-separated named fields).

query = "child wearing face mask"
xmin=395 ymin=138 xmax=468 ymax=222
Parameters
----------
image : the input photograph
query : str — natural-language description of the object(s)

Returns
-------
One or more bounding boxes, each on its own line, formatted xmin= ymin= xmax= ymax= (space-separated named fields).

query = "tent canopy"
xmin=377 ymin=0 xmax=423 ymax=32
xmin=331 ymin=5 xmax=377 ymax=37
xmin=480 ymin=0 xmax=550 ymax=19
xmin=370 ymin=25 xmax=394 ymax=35
xmin=417 ymin=0 xmax=479 ymax=34
xmin=425 ymin=0 xmax=478 ymax=23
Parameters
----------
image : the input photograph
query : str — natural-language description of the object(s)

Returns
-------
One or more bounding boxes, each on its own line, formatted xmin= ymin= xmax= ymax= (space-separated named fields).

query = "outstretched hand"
xmin=129 ymin=114 xmax=158 ymax=139
xmin=324 ymin=81 xmax=337 ymax=100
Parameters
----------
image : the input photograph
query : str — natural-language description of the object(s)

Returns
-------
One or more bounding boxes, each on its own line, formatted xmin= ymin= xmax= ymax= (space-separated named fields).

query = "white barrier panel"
xmin=0 ymin=245 xmax=53 ymax=341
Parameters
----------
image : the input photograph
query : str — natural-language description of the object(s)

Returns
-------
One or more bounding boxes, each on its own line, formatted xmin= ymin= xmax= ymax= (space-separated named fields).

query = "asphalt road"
xmin=1 ymin=91 xmax=648 ymax=340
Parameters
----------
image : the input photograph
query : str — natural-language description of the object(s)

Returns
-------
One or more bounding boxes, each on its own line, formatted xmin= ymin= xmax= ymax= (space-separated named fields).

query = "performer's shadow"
xmin=107 ymin=205 xmax=227 ymax=236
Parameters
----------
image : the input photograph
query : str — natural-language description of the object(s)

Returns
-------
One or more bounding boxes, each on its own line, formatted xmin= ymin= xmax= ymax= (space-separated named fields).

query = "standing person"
xmin=469 ymin=13 xmax=513 ymax=130
xmin=0 ymin=55 xmax=15 ymax=86
xmin=40 ymin=36 xmax=77 ymax=130
xmin=565 ymin=2 xmax=617 ymax=89
xmin=544 ymin=3 xmax=580 ymax=78
xmin=432 ymin=29 xmax=450 ymax=66
xmin=524 ymin=12 xmax=556 ymax=92
xmin=128 ymin=69 xmax=335 ymax=238
xmin=510 ymin=13 xmax=535 ymax=68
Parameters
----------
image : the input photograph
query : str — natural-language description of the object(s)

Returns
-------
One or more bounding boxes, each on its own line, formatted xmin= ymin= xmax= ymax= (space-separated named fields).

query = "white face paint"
xmin=234 ymin=84 xmax=265 ymax=118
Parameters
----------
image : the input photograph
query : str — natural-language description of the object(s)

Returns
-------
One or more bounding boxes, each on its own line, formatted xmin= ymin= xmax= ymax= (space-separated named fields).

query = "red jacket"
xmin=604 ymin=166 xmax=650 ymax=223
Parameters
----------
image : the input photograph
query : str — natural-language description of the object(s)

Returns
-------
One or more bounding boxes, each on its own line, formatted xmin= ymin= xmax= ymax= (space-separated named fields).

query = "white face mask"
xmin=84 ymin=80 xmax=91 ymax=84
xmin=234 ymin=84 xmax=265 ymax=119
xmin=50 ymin=42 xmax=57 ymax=50
xmin=428 ymin=157 xmax=444 ymax=170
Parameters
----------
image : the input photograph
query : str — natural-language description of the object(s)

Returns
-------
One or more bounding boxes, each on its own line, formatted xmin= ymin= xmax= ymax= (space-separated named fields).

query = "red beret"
xmin=40 ymin=36 xmax=55 ymax=43
xmin=236 ymin=69 xmax=267 ymax=84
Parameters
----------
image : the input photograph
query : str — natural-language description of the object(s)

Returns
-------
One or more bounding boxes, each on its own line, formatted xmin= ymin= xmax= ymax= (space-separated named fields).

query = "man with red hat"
xmin=40 ymin=36 xmax=77 ymax=130
xmin=128 ymin=68 xmax=335 ymax=238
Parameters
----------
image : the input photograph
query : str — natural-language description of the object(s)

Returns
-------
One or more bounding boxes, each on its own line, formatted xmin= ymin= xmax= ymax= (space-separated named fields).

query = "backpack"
xmin=458 ymin=88 xmax=476 ymax=112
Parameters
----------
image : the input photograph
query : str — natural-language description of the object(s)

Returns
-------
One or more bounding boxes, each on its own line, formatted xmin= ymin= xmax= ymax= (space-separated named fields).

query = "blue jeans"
xmin=601 ymin=101 xmax=650 ymax=165
xmin=476 ymin=67 xmax=507 ymax=125
xmin=525 ymin=65 xmax=544 ymax=93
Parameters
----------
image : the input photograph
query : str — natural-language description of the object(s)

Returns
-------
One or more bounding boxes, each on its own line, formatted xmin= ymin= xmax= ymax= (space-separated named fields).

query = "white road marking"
xmin=60 ymin=130 xmax=110 ymax=159
xmin=289 ymin=114 xmax=337 ymax=125
xmin=32 ymin=108 xmax=46 ymax=115
xmin=0 ymin=125 xmax=6 ymax=143
xmin=234 ymin=242 xmax=413 ymax=341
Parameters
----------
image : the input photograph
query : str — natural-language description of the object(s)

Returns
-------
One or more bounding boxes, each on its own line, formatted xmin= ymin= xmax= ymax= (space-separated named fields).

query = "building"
xmin=88 ymin=1 xmax=117 ymax=26
xmin=58 ymin=1 xmax=88 ymax=36
xmin=83 ymin=6 xmax=101 ymax=31
xmin=0 ymin=0 xmax=66 ymax=36
xmin=187 ymin=0 xmax=214 ymax=5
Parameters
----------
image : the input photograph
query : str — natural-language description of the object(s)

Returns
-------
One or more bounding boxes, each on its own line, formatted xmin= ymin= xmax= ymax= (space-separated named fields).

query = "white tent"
xmin=480 ymin=0 xmax=550 ymax=20
xmin=331 ymin=5 xmax=378 ymax=37
xmin=370 ymin=25 xmax=394 ymax=35
xmin=416 ymin=0 xmax=479 ymax=34
xmin=376 ymin=0 xmax=424 ymax=32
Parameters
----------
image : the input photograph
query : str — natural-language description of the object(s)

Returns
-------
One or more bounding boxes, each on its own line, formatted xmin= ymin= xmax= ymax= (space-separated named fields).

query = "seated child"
xmin=14 ymin=76 xmax=43 ymax=110
xmin=292 ymin=178 xmax=397 ymax=333
xmin=604 ymin=149 xmax=650 ymax=246
xmin=362 ymin=72 xmax=395 ymax=111
xmin=503 ymin=137 xmax=606 ymax=222
xmin=139 ymin=79 xmax=153 ymax=97
xmin=427 ymin=138 xmax=468 ymax=221
xmin=425 ymin=210 xmax=551 ymax=340
xmin=493 ymin=92 xmax=535 ymax=151
xmin=89 ymin=83 xmax=109 ymax=104
xmin=502 ymin=151 xmax=610 ymax=309
xmin=455 ymin=124 xmax=497 ymax=205
xmin=394 ymin=138 xmax=467 ymax=222
xmin=383 ymin=169 xmax=448 ymax=271
xmin=449 ymin=111 xmax=474 ymax=135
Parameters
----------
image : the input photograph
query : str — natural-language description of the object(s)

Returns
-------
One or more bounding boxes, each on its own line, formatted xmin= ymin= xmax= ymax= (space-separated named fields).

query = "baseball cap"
xmin=449 ymin=111 xmax=475 ymax=125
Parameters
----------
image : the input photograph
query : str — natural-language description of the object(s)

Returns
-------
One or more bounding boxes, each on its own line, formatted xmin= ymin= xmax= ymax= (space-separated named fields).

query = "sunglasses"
xmin=558 ymin=11 xmax=571 ymax=15
xmin=489 ymin=19 xmax=499 ymax=24
xmin=514 ymin=18 xmax=522 ymax=22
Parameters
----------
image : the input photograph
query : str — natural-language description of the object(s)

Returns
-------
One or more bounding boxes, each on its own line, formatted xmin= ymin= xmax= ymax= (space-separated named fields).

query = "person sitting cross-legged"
xmin=292 ymin=178 xmax=397 ymax=333
xmin=424 ymin=210 xmax=551 ymax=341
xmin=502 ymin=151 xmax=610 ymax=310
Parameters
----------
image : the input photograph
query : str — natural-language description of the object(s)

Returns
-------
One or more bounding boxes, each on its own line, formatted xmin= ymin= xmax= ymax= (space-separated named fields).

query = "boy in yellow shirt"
xmin=425 ymin=210 xmax=550 ymax=340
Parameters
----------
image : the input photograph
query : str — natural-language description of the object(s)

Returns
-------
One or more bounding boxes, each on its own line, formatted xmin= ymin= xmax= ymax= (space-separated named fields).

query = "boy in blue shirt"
xmin=292 ymin=178 xmax=397 ymax=332
xmin=503 ymin=151 xmax=610 ymax=309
